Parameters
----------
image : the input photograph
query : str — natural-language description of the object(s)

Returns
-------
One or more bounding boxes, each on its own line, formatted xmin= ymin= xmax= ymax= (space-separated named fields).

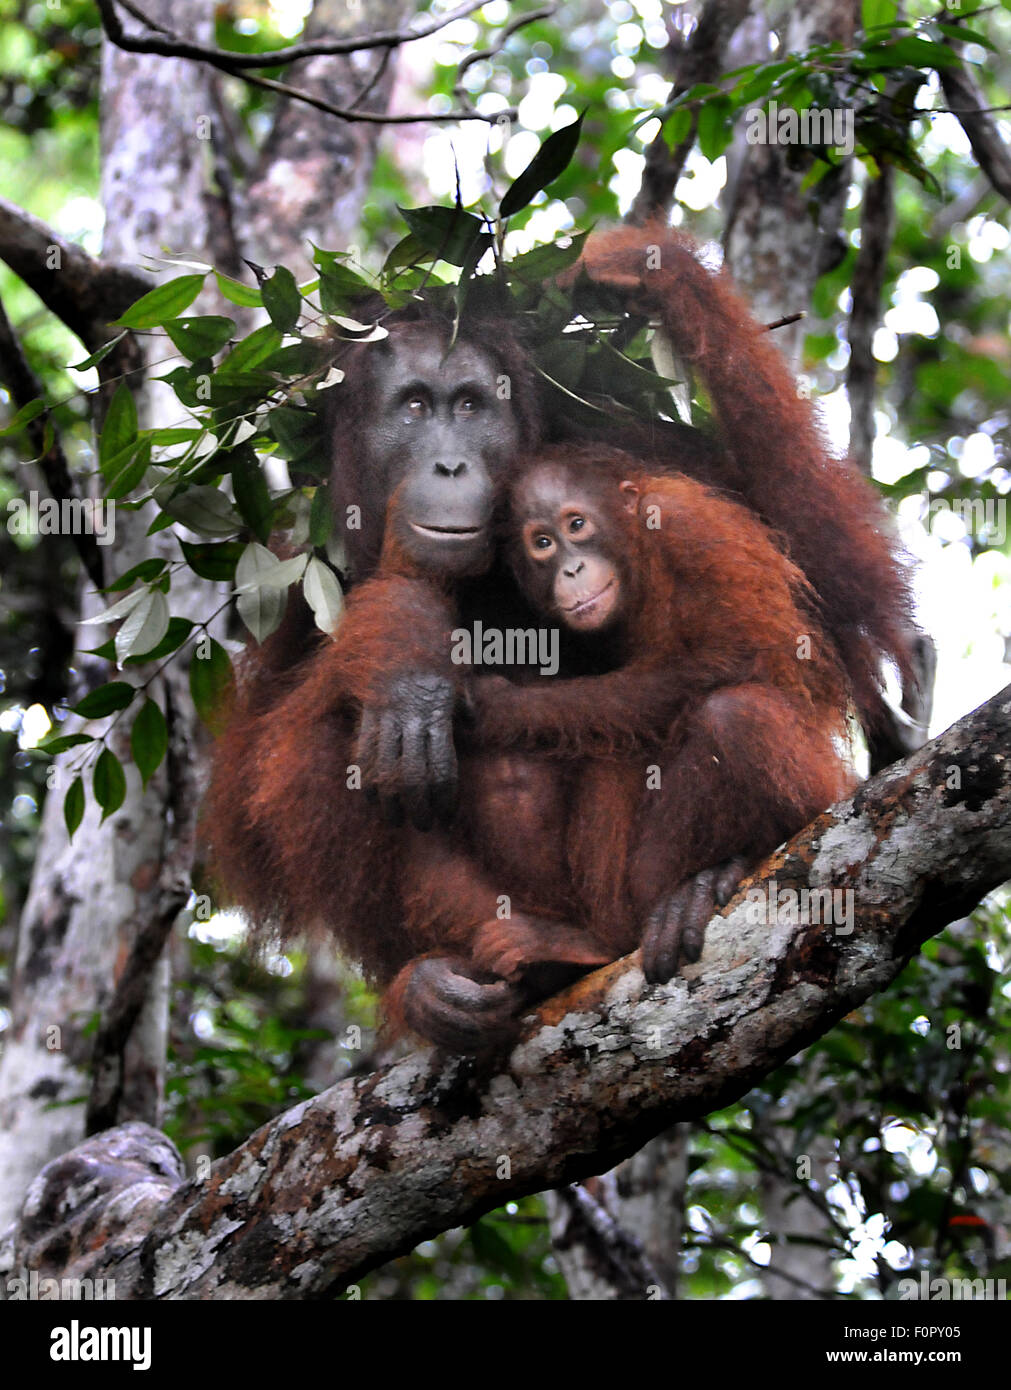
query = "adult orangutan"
xmin=352 ymin=223 xmax=912 ymax=814
xmin=213 ymin=447 xmax=854 ymax=1051
xmin=203 ymin=223 xmax=911 ymax=1049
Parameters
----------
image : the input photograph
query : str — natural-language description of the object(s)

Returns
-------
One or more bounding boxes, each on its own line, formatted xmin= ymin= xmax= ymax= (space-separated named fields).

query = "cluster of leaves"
xmin=0 ymin=0 xmax=101 ymax=136
xmin=33 ymin=116 xmax=685 ymax=837
xmin=355 ymin=1199 xmax=567 ymax=1301
xmin=683 ymin=903 xmax=1011 ymax=1298
xmin=164 ymin=932 xmax=369 ymax=1156
xmin=643 ymin=0 xmax=998 ymax=193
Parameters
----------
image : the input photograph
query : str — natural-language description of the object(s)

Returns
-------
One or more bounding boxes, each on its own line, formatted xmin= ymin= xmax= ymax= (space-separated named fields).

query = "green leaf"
xmin=190 ymin=638 xmax=233 ymax=733
xmin=73 ymin=681 xmax=135 ymax=719
xmin=160 ymin=485 xmax=240 ymax=536
xmin=734 ymin=59 xmax=799 ymax=105
xmin=507 ymin=230 xmax=589 ymax=284
xmin=164 ymin=315 xmax=235 ymax=360
xmin=663 ymin=105 xmax=694 ymax=149
xmin=861 ymin=0 xmax=897 ymax=31
xmin=697 ymin=96 xmax=734 ymax=162
xmin=180 ymin=539 xmax=244 ymax=582
xmin=452 ymin=231 xmax=495 ymax=340
xmin=131 ymin=699 xmax=168 ymax=788
xmin=0 ymin=398 xmax=46 ymax=437
xmin=218 ymin=324 xmax=282 ymax=377
xmin=534 ymin=337 xmax=587 ymax=391
xmin=316 ymin=257 xmax=374 ymax=315
xmin=311 ymin=244 xmax=371 ymax=283
xmin=234 ymin=542 xmax=295 ymax=642
xmin=215 ymin=271 xmax=263 ymax=307
xmin=94 ymin=748 xmax=127 ymax=822
xmin=98 ymin=384 xmax=138 ymax=477
xmin=259 ymin=340 xmax=334 ymax=377
xmin=114 ymin=588 xmax=170 ymax=665
xmin=80 ymin=587 xmax=147 ymax=627
xmin=396 ymin=205 xmax=485 ymax=267
xmin=148 ymin=427 xmax=202 ymax=446
xmin=268 ymin=405 xmax=319 ymax=463
xmin=231 ymin=446 xmax=273 ymax=543
xmin=88 ymin=617 xmax=194 ymax=665
xmin=106 ymin=436 xmax=152 ymax=501
xmin=500 ymin=111 xmax=586 ymax=219
xmin=382 ymin=232 xmax=431 ymax=276
xmin=261 ymin=266 xmax=302 ymax=333
xmin=303 ymin=555 xmax=344 ymax=635
xmin=122 ymin=616 xmax=192 ymax=664
xmin=113 ymin=274 xmax=206 ymax=330
xmin=39 ymin=732 xmax=93 ymax=755
xmin=64 ymin=778 xmax=85 ymax=838
xmin=857 ymin=36 xmax=959 ymax=69
xmin=236 ymin=578 xmax=286 ymax=643
xmin=237 ymin=549 xmax=309 ymax=591
xmin=586 ymin=340 xmax=681 ymax=398
xmin=67 ymin=333 xmax=128 ymax=371
xmin=936 ymin=22 xmax=996 ymax=52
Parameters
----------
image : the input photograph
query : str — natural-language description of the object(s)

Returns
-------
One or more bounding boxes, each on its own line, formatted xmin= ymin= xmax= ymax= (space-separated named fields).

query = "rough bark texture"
xmin=628 ymin=0 xmax=751 ymax=225
xmin=723 ymin=0 xmax=860 ymax=372
xmin=0 ymin=0 xmax=224 ymax=1235
xmin=241 ymin=0 xmax=413 ymax=272
xmin=0 ymin=0 xmax=404 ymax=1235
xmin=544 ymin=1176 xmax=671 ymax=1299
xmin=2 ymin=687 xmax=1007 ymax=1298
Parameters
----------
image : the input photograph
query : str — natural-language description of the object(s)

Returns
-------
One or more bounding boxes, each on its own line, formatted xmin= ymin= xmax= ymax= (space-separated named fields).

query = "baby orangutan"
xmin=391 ymin=444 xmax=854 ymax=1046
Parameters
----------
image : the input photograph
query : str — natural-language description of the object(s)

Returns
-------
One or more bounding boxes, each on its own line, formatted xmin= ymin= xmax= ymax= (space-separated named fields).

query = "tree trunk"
xmin=0 ymin=0 xmax=395 ymax=1234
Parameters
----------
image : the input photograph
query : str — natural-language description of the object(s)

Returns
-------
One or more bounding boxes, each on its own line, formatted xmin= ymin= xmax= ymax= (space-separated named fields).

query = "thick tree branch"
xmin=95 ymin=0 xmax=523 ymax=125
xmin=0 ymin=294 xmax=104 ymax=590
xmin=939 ymin=55 xmax=1011 ymax=206
xmin=0 ymin=197 xmax=152 ymax=349
xmin=4 ymin=686 xmax=1009 ymax=1299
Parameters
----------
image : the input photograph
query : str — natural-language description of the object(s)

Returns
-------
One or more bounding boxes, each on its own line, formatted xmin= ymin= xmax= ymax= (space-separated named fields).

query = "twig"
xmin=98 ymin=0 xmax=490 ymax=68
xmin=763 ymin=311 xmax=804 ymax=332
xmin=95 ymin=0 xmax=512 ymax=124
xmin=453 ymin=5 xmax=555 ymax=115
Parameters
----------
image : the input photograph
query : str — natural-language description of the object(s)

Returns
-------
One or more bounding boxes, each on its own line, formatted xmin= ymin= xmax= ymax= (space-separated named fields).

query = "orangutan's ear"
xmin=619 ymin=480 xmax=640 ymax=514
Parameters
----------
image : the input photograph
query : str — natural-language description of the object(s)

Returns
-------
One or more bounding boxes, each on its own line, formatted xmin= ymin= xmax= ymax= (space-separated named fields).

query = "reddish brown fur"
xmin=205 ymin=449 xmax=854 ymax=1045
xmin=202 ymin=226 xmax=911 ymax=1046
xmin=423 ymin=448 xmax=855 ymax=971
xmin=561 ymin=224 xmax=914 ymax=730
